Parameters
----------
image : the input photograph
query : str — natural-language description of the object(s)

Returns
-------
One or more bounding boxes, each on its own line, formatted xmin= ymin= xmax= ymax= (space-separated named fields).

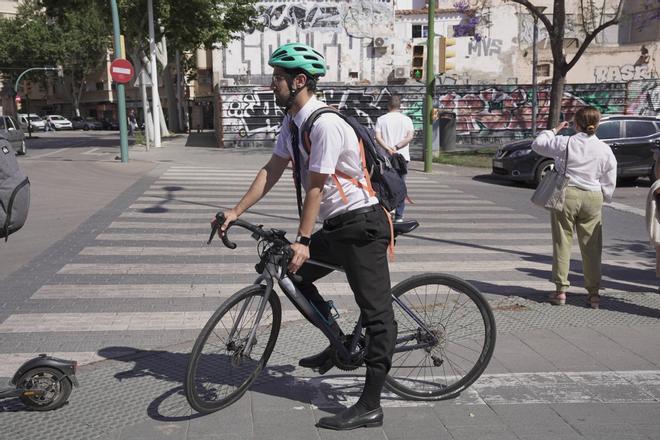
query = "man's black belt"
xmin=323 ymin=204 xmax=379 ymax=229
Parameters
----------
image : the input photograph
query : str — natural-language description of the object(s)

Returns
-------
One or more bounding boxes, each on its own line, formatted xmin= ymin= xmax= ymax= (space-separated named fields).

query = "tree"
xmin=43 ymin=0 xmax=260 ymax=132
xmin=517 ymin=0 xmax=624 ymax=127
xmin=52 ymin=5 xmax=112 ymax=116
xmin=0 ymin=1 xmax=111 ymax=116
xmin=467 ymin=0 xmax=628 ymax=127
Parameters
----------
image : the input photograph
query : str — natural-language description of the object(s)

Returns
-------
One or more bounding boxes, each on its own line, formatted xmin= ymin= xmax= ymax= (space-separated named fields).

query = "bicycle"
xmin=184 ymin=212 xmax=496 ymax=413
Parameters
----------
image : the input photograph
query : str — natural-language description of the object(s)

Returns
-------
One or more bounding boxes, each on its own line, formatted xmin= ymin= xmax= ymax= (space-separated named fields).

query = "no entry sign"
xmin=110 ymin=58 xmax=134 ymax=83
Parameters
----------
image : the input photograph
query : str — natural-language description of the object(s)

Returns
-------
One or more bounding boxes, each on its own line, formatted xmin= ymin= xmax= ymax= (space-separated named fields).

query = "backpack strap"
xmin=301 ymin=108 xmax=376 ymax=198
xmin=302 ymin=111 xmax=393 ymax=258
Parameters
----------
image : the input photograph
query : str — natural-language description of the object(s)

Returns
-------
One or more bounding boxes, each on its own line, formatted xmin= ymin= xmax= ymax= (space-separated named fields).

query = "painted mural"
xmin=218 ymin=81 xmax=643 ymax=148
xmin=246 ymin=0 xmax=393 ymax=37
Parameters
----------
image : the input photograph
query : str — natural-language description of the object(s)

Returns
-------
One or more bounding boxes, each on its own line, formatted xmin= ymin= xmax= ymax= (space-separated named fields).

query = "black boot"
xmin=316 ymin=403 xmax=383 ymax=430
xmin=298 ymin=345 xmax=333 ymax=374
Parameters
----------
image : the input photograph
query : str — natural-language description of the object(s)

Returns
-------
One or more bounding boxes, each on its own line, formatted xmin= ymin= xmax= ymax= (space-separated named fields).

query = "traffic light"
xmin=411 ymin=45 xmax=425 ymax=80
xmin=438 ymin=36 xmax=456 ymax=74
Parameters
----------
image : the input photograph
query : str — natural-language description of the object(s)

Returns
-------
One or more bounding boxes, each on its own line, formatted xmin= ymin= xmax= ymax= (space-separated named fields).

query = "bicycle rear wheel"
xmin=385 ymin=273 xmax=496 ymax=400
xmin=185 ymin=284 xmax=282 ymax=413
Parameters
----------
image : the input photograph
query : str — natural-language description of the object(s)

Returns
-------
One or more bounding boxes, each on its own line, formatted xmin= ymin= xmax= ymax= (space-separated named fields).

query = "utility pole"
xmin=148 ymin=0 xmax=161 ymax=148
xmin=14 ymin=66 xmax=59 ymax=139
xmin=423 ymin=0 xmax=436 ymax=172
xmin=531 ymin=6 xmax=546 ymax=137
xmin=110 ymin=0 xmax=129 ymax=163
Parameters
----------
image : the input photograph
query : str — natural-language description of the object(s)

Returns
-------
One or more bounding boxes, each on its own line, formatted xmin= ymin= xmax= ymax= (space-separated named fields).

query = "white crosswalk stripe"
xmin=2 ymin=164 xmax=656 ymax=378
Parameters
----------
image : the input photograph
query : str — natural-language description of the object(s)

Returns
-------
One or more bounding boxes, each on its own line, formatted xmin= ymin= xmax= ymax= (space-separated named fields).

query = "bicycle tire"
xmin=185 ymin=284 xmax=282 ymax=413
xmin=384 ymin=273 xmax=496 ymax=400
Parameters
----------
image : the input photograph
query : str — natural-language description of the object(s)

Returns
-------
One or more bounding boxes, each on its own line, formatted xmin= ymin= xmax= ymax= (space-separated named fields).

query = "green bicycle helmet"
xmin=268 ymin=43 xmax=327 ymax=77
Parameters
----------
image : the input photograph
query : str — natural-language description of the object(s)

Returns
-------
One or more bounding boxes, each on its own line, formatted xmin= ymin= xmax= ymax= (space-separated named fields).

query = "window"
xmin=538 ymin=64 xmax=551 ymax=77
xmin=595 ymin=121 xmax=621 ymax=140
xmin=625 ymin=120 xmax=657 ymax=138
xmin=7 ymin=117 xmax=16 ymax=129
xmin=412 ymin=25 xmax=428 ymax=38
xmin=0 ymin=117 xmax=6 ymax=130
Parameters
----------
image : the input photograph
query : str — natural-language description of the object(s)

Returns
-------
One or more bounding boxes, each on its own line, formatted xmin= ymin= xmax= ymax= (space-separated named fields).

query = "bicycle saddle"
xmin=393 ymin=219 xmax=419 ymax=236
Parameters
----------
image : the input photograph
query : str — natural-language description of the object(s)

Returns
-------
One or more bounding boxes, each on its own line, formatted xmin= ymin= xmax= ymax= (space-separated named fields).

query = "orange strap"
xmin=382 ymin=206 xmax=395 ymax=260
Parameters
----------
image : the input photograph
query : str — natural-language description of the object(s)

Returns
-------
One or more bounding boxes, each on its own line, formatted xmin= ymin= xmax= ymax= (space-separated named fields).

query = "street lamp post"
xmin=531 ymin=6 xmax=546 ymax=137
xmin=14 ymin=66 xmax=59 ymax=138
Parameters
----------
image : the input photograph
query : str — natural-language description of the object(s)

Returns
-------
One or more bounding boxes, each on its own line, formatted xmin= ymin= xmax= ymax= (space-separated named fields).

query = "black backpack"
xmin=0 ymin=139 xmax=30 ymax=241
xmin=300 ymin=107 xmax=407 ymax=212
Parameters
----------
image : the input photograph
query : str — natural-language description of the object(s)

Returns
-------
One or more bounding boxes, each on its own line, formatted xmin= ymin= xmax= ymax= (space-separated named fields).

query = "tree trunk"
xmin=547 ymin=65 xmax=566 ymax=129
xmin=163 ymin=62 xmax=179 ymax=132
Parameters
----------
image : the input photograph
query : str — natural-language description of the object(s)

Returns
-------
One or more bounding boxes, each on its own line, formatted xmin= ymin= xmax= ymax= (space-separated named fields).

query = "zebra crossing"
xmin=0 ymin=165 xmax=655 ymax=376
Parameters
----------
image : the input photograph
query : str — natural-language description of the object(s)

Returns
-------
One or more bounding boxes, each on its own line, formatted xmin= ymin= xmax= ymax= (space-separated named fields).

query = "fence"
xmin=216 ymin=79 xmax=659 ymax=156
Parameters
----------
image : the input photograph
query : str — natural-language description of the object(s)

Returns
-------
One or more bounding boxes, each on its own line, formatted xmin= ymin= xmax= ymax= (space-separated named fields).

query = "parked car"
xmin=492 ymin=115 xmax=660 ymax=185
xmin=0 ymin=115 xmax=26 ymax=154
xmin=17 ymin=113 xmax=47 ymax=131
xmin=44 ymin=114 xmax=73 ymax=130
xmin=101 ymin=118 xmax=120 ymax=130
xmin=71 ymin=116 xmax=103 ymax=130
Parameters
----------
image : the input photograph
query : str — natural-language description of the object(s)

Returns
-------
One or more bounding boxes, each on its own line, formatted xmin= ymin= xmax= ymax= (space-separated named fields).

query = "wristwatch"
xmin=295 ymin=234 xmax=311 ymax=246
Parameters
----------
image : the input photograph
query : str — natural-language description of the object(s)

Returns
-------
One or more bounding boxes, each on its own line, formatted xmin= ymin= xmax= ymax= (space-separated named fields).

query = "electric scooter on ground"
xmin=0 ymin=354 xmax=78 ymax=411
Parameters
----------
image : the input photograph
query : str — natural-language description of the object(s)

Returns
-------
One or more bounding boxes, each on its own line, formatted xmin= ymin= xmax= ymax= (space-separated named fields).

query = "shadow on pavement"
xmin=96 ymin=347 xmax=348 ymax=423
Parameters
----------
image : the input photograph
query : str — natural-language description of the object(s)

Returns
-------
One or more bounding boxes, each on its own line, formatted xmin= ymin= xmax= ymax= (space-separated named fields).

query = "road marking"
xmin=307 ymin=370 xmax=660 ymax=407
xmin=107 ymin=220 xmax=549 ymax=230
xmin=56 ymin=258 xmax=653 ymax=275
xmin=128 ymin=203 xmax=509 ymax=212
xmin=0 ymin=310 xmax=309 ymax=333
xmin=27 ymin=147 xmax=70 ymax=159
xmin=604 ymin=201 xmax=646 ymax=217
xmin=77 ymin=244 xmax=561 ymax=257
xmin=119 ymin=212 xmax=533 ymax=220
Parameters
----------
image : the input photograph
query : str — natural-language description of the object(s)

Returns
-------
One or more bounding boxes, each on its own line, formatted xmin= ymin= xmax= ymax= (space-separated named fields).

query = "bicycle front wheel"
xmin=185 ymin=284 xmax=282 ymax=413
xmin=385 ymin=273 xmax=496 ymax=400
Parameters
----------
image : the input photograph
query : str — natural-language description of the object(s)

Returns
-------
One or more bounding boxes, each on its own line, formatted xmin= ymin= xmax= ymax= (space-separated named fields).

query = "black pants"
xmin=293 ymin=205 xmax=397 ymax=407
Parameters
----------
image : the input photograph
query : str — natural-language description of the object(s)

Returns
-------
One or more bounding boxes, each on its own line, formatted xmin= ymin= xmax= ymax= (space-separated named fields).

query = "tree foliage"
xmin=468 ymin=0 xmax=631 ymax=127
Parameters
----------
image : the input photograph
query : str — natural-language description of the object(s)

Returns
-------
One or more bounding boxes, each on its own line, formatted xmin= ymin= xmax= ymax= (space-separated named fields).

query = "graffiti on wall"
xmin=594 ymin=65 xmax=655 ymax=82
xmin=222 ymin=89 xmax=284 ymax=139
xmin=247 ymin=0 xmax=392 ymax=34
xmin=468 ymin=38 xmax=503 ymax=57
xmin=219 ymin=81 xmax=644 ymax=145
xmin=627 ymin=80 xmax=660 ymax=116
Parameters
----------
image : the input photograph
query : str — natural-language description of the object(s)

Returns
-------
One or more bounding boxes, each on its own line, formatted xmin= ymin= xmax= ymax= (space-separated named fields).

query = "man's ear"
xmin=294 ymin=73 xmax=308 ymax=90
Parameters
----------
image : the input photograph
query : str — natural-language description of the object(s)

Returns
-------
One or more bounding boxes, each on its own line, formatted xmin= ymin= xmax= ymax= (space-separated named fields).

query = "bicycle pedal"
xmin=316 ymin=359 xmax=334 ymax=375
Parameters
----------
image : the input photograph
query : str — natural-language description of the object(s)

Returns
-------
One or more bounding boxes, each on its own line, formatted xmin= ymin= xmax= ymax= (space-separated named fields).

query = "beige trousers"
xmin=550 ymin=186 xmax=604 ymax=294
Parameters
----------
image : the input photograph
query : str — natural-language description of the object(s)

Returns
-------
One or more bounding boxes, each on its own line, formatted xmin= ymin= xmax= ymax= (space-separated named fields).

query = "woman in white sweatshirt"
xmin=532 ymin=107 xmax=617 ymax=309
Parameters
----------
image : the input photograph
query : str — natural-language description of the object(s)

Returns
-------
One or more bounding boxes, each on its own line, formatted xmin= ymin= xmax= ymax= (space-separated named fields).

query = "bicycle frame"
xmin=237 ymin=255 xmax=438 ymax=361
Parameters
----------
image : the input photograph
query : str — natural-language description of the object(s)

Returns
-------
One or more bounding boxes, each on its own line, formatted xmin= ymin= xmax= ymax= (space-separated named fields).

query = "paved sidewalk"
xmin=1 ymin=137 xmax=658 ymax=440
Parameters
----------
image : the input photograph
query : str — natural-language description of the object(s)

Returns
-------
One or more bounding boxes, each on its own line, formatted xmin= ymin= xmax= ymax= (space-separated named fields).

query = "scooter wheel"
xmin=17 ymin=367 xmax=73 ymax=411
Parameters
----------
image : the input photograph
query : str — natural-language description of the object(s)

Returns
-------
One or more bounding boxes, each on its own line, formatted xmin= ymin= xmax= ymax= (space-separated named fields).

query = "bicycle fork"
xmin=227 ymin=274 xmax=276 ymax=359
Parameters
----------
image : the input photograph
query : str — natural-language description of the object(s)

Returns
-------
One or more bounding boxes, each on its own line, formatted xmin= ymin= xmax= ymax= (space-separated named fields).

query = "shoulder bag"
xmin=531 ymin=136 xmax=572 ymax=211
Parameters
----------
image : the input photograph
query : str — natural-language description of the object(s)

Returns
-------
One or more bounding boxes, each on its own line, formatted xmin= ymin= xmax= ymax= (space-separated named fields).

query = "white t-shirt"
xmin=273 ymin=97 xmax=378 ymax=221
xmin=374 ymin=111 xmax=415 ymax=162
xmin=532 ymin=130 xmax=618 ymax=202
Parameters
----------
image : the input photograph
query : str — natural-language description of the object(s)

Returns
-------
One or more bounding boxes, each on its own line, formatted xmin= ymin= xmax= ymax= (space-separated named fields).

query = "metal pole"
xmin=110 ymin=0 xmax=129 ymax=163
xmin=14 ymin=67 xmax=56 ymax=139
xmin=148 ymin=0 xmax=161 ymax=148
xmin=531 ymin=15 xmax=539 ymax=137
xmin=140 ymin=69 xmax=151 ymax=151
xmin=423 ymin=0 xmax=436 ymax=173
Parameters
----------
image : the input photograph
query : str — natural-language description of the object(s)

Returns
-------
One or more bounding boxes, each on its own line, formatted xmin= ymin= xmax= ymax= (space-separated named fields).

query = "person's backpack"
xmin=300 ymin=107 xmax=407 ymax=213
xmin=0 ymin=139 xmax=30 ymax=241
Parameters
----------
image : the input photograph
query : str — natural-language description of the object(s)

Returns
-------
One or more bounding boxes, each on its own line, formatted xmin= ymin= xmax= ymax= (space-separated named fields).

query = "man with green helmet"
xmin=218 ymin=42 xmax=396 ymax=430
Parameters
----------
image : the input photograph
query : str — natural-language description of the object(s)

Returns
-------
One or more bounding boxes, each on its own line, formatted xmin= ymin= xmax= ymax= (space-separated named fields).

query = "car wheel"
xmin=17 ymin=140 xmax=26 ymax=155
xmin=83 ymin=125 xmax=89 ymax=131
xmin=534 ymin=160 xmax=554 ymax=187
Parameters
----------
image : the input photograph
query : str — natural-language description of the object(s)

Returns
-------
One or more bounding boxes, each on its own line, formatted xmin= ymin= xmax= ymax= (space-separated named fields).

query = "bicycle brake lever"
xmin=207 ymin=223 xmax=218 ymax=245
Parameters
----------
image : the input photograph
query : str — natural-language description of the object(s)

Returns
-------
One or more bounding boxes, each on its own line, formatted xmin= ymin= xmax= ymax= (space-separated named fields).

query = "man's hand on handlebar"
xmin=288 ymin=242 xmax=310 ymax=274
xmin=214 ymin=209 xmax=238 ymax=237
